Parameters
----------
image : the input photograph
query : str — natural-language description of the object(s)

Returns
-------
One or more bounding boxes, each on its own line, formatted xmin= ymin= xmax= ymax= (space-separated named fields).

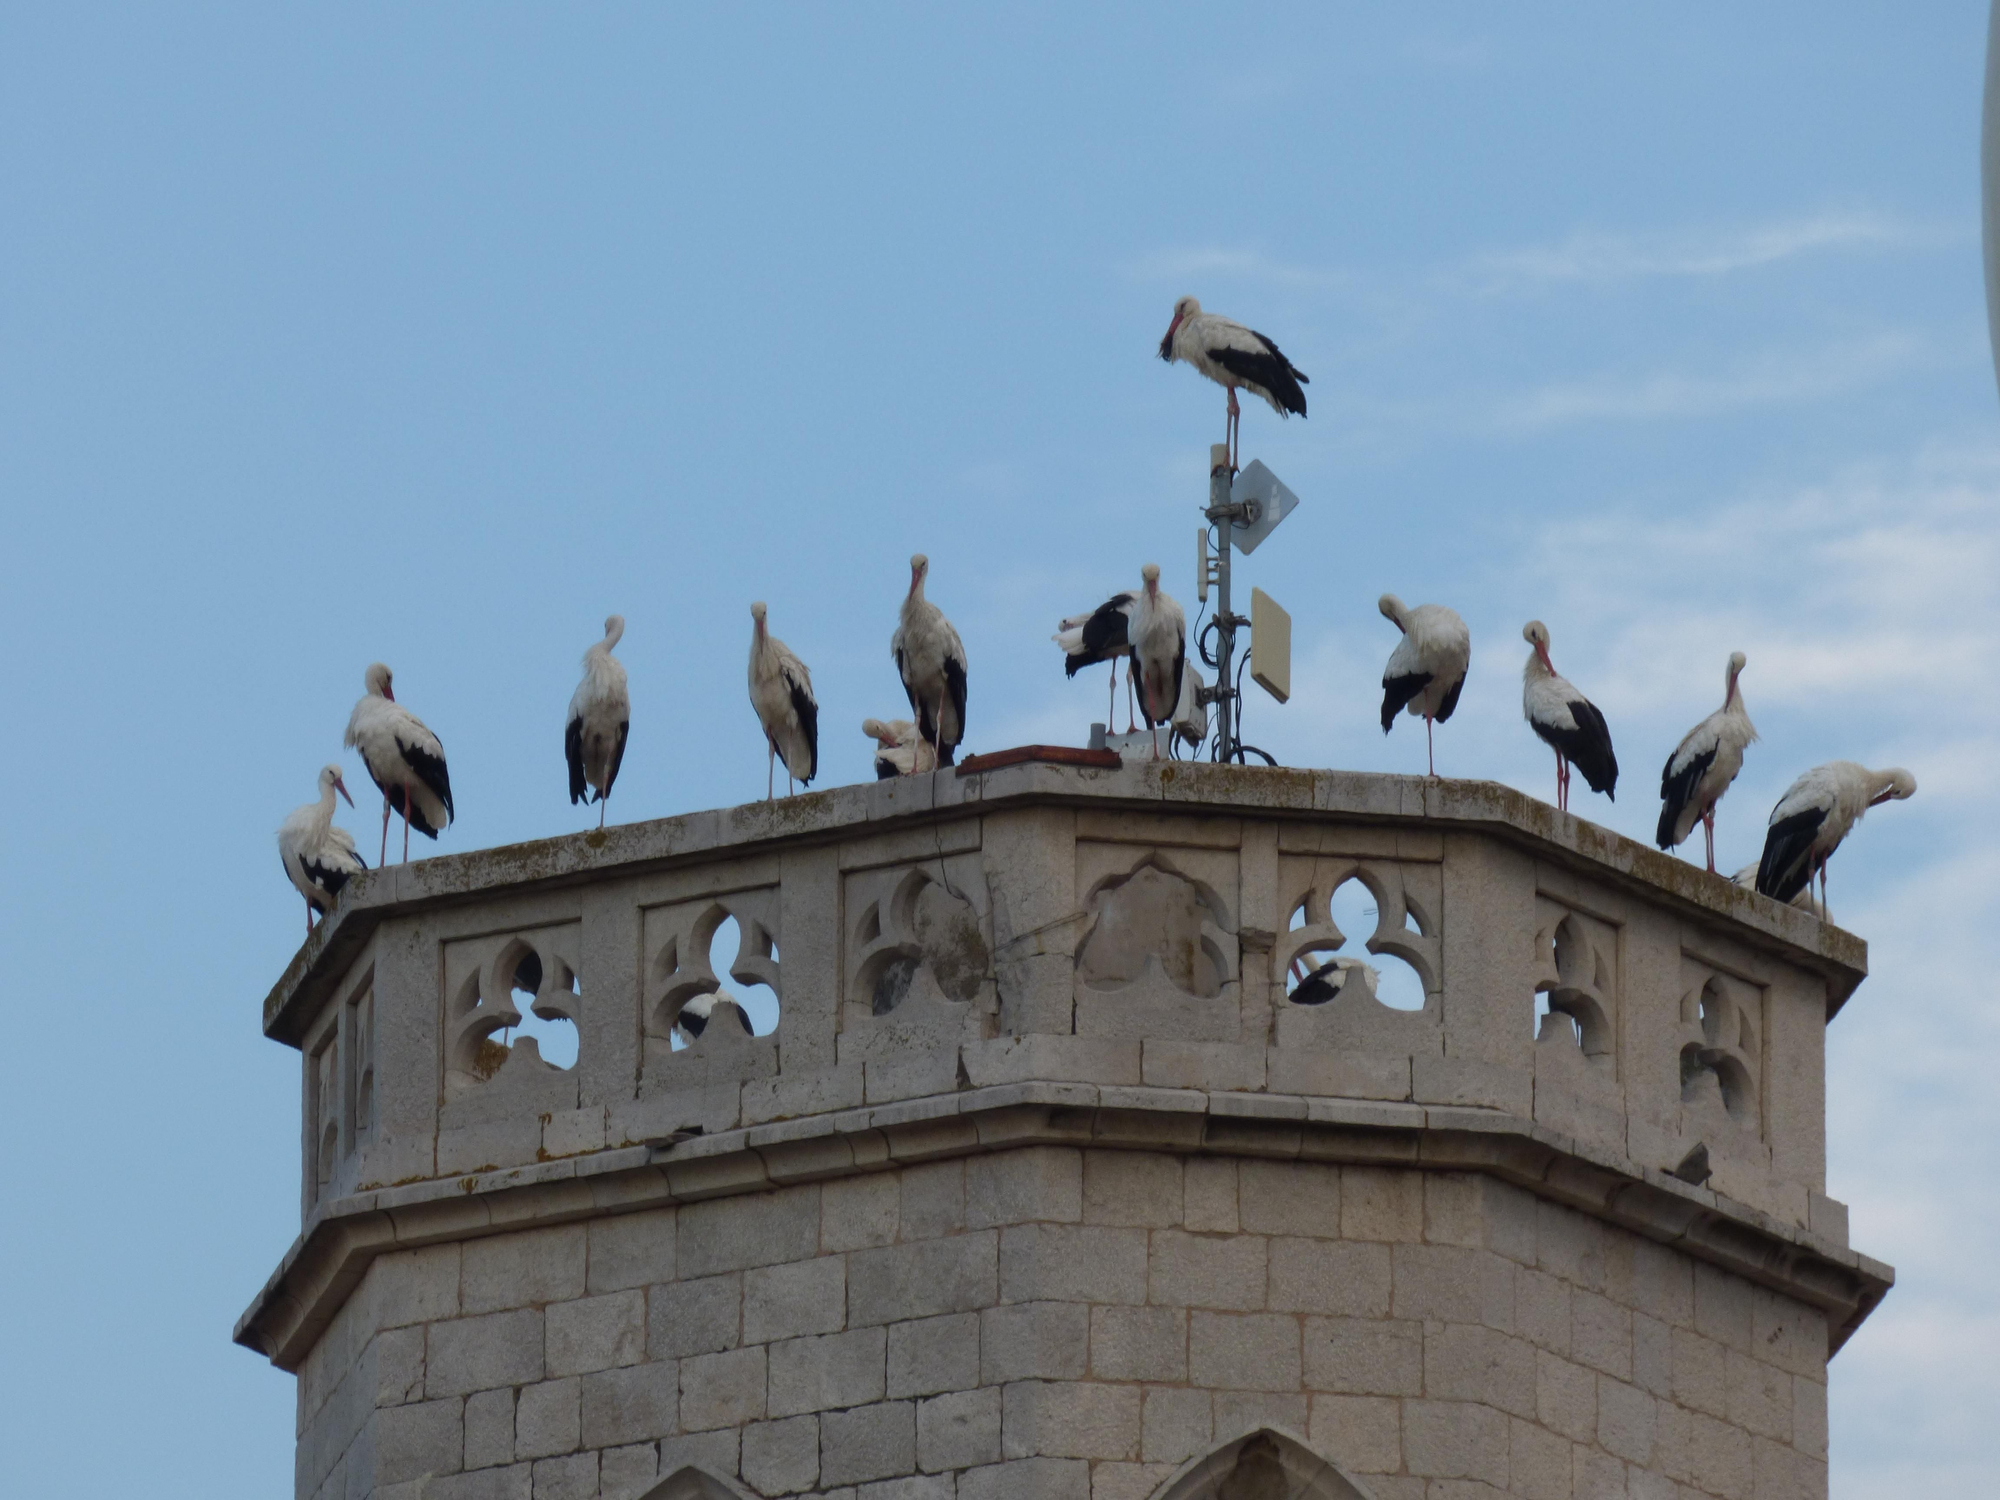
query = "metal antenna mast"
xmin=1203 ymin=444 xmax=1243 ymax=762
xmin=1197 ymin=444 xmax=1300 ymax=765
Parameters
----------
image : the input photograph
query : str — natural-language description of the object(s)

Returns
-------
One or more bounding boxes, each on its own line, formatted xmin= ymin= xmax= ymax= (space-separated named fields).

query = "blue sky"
xmin=1 ymin=6 xmax=1993 ymax=1495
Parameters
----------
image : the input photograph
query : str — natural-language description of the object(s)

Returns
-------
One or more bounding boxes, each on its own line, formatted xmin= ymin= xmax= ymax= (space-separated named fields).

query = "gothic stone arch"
xmin=1149 ymin=1428 xmax=1377 ymax=1500
xmin=641 ymin=1465 xmax=761 ymax=1500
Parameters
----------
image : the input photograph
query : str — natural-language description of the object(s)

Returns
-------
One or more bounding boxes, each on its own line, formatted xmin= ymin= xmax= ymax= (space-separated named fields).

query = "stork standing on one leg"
xmin=278 ymin=763 xmax=367 ymax=934
xmin=1128 ymin=564 xmax=1187 ymax=761
xmin=1378 ymin=595 xmax=1470 ymax=777
xmin=890 ymin=553 xmax=967 ymax=769
xmin=1054 ymin=591 xmax=1139 ymax=732
xmin=748 ymin=601 xmax=818 ymax=799
xmin=344 ymin=663 xmax=454 ymax=864
xmin=1755 ymin=761 xmax=1916 ymax=922
xmin=1520 ymin=621 xmax=1618 ymax=812
xmin=565 ymin=614 xmax=630 ymax=829
xmin=1657 ymin=651 xmax=1757 ymax=873
xmin=1158 ymin=295 xmax=1308 ymax=470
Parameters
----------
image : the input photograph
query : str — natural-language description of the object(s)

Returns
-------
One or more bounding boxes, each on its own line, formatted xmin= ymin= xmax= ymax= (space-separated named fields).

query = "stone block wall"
xmin=243 ymin=761 xmax=1886 ymax=1500
xmin=293 ymin=1149 xmax=1831 ymax=1500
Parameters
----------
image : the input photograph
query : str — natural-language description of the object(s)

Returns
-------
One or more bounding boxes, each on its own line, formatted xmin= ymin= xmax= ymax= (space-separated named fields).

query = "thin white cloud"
xmin=1485 ymin=332 xmax=1923 ymax=431
xmin=1469 ymin=211 xmax=1959 ymax=291
xmin=1120 ymin=246 xmax=1350 ymax=291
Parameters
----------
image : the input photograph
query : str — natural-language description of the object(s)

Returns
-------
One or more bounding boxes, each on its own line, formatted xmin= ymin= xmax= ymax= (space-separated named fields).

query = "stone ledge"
xmin=236 ymin=1083 xmax=1891 ymax=1373
xmin=263 ymin=761 xmax=1869 ymax=1046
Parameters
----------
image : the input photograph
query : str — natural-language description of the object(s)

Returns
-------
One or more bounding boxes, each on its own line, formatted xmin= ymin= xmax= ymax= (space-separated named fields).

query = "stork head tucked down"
xmin=319 ymin=762 xmax=356 ymax=808
xmin=1378 ymin=594 xmax=1407 ymax=631
xmin=1141 ymin=562 xmax=1161 ymax=597
xmin=364 ymin=662 xmax=394 ymax=701
xmin=862 ymin=717 xmax=901 ymax=749
xmin=750 ymin=600 xmax=768 ymax=639
xmin=908 ymin=553 xmax=929 ymax=598
xmin=1522 ymin=620 xmax=1555 ymax=676
xmin=1160 ymin=295 xmax=1201 ymax=360
xmin=1870 ymin=768 xmax=1918 ymax=806
xmin=602 ymin=614 xmax=626 ymax=649
xmin=1725 ymin=650 xmax=1747 ymax=700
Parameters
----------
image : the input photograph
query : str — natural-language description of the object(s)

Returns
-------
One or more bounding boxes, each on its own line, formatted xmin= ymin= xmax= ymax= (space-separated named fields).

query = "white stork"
xmin=890 ymin=554 xmax=968 ymax=768
xmin=1657 ymin=651 xmax=1757 ymax=873
xmin=566 ymin=614 xmax=631 ymax=828
xmin=1159 ymin=296 xmax=1309 ymax=470
xmin=749 ymin=601 xmax=818 ymax=799
xmin=1755 ymin=761 xmax=1916 ymax=919
xmin=344 ymin=662 xmax=454 ymax=864
xmin=1378 ymin=595 xmax=1471 ymax=777
xmin=278 ymin=763 xmax=366 ymax=934
xmin=672 ymin=990 xmax=755 ymax=1048
xmin=863 ymin=717 xmax=937 ymax=779
xmin=1521 ymin=621 xmax=1618 ymax=812
xmin=1129 ymin=564 xmax=1187 ymax=760
xmin=1055 ymin=592 xmax=1139 ymax=732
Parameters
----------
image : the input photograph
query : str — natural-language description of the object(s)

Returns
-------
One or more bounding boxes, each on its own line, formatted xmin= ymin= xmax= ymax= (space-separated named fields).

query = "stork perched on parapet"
xmin=748 ymin=601 xmax=818 ymax=800
xmin=1378 ymin=595 xmax=1470 ymax=777
xmin=1055 ymin=591 xmax=1139 ymax=733
xmin=278 ymin=763 xmax=366 ymax=933
xmin=863 ymin=717 xmax=936 ymax=779
xmin=1128 ymin=564 xmax=1187 ymax=761
xmin=1755 ymin=761 xmax=1916 ymax=920
xmin=566 ymin=614 xmax=630 ymax=828
xmin=345 ymin=662 xmax=454 ymax=865
xmin=890 ymin=554 xmax=967 ymax=768
xmin=1658 ymin=652 xmax=1757 ymax=873
xmin=1159 ymin=296 xmax=1308 ymax=471
xmin=1521 ymin=621 xmax=1617 ymax=812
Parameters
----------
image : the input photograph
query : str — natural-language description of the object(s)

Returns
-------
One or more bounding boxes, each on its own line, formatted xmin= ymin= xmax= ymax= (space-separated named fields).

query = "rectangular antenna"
xmin=1196 ymin=528 xmax=1210 ymax=604
xmin=1250 ymin=588 xmax=1291 ymax=704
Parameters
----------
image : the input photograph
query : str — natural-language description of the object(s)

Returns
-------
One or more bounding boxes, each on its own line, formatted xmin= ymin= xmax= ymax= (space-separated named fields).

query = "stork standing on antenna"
xmin=1158 ymin=296 xmax=1308 ymax=470
xmin=565 ymin=614 xmax=631 ymax=829
xmin=863 ymin=718 xmax=937 ymax=779
xmin=278 ymin=763 xmax=367 ymax=934
xmin=1657 ymin=652 xmax=1757 ymax=873
xmin=748 ymin=602 xmax=818 ymax=799
xmin=1755 ymin=761 xmax=1916 ymax=919
xmin=1055 ymin=591 xmax=1139 ymax=732
xmin=1129 ymin=564 xmax=1188 ymax=760
xmin=1378 ymin=596 xmax=1470 ymax=777
xmin=345 ymin=663 xmax=454 ymax=864
xmin=1521 ymin=621 xmax=1618 ymax=812
xmin=890 ymin=553 xmax=968 ymax=768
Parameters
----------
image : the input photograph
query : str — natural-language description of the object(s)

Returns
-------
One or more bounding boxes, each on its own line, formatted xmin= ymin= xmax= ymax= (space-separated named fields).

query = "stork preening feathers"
xmin=1657 ymin=652 xmax=1756 ymax=872
xmin=566 ymin=615 xmax=630 ymax=828
xmin=1159 ymin=296 xmax=1308 ymax=470
xmin=863 ymin=717 xmax=937 ymax=779
xmin=1379 ymin=596 xmax=1470 ymax=777
xmin=749 ymin=601 xmax=818 ymax=800
xmin=1755 ymin=761 xmax=1916 ymax=919
xmin=1521 ymin=621 xmax=1617 ymax=812
xmin=278 ymin=763 xmax=367 ymax=933
xmin=345 ymin=663 xmax=454 ymax=865
xmin=890 ymin=554 xmax=968 ymax=768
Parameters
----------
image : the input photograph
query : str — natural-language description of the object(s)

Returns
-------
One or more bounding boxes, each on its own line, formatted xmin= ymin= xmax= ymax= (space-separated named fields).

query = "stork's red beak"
xmin=383 ymin=684 xmax=395 ymax=702
xmin=1868 ymin=788 xmax=1895 ymax=806
xmin=1537 ymin=645 xmax=1555 ymax=674
xmin=335 ymin=777 xmax=355 ymax=808
xmin=1159 ymin=313 xmax=1182 ymax=360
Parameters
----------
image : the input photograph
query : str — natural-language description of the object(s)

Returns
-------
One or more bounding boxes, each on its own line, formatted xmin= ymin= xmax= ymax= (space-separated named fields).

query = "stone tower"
xmin=238 ymin=755 xmax=1889 ymax=1499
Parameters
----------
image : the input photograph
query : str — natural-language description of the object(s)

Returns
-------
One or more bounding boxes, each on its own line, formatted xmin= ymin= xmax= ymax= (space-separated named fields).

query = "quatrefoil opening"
xmin=651 ymin=901 xmax=781 ymax=1048
xmin=854 ymin=867 xmax=988 ymax=1016
xmin=1280 ymin=870 xmax=1431 ymax=1013
xmin=1533 ymin=914 xmax=1612 ymax=1057
xmin=1679 ymin=976 xmax=1758 ymax=1123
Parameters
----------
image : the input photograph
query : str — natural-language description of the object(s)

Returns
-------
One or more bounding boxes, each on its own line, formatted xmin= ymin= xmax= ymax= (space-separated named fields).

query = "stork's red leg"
xmin=380 ymin=798 xmax=391 ymax=867
xmin=1426 ymin=715 xmax=1437 ymax=777
xmin=1702 ymin=810 xmax=1715 ymax=873
xmin=402 ymin=793 xmax=411 ymax=863
xmin=767 ymin=742 xmax=775 ymax=802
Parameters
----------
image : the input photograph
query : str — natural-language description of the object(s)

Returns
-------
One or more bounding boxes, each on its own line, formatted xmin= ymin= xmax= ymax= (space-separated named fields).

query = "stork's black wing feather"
xmin=1381 ymin=672 xmax=1431 ymax=732
xmin=565 ymin=716 xmax=586 ymax=805
xmin=396 ymin=733 xmax=454 ymax=833
xmin=1291 ymin=959 xmax=1343 ymax=1006
xmin=938 ymin=655 xmax=968 ymax=767
xmin=1657 ymin=744 xmax=1716 ymax=849
xmin=1757 ymin=807 xmax=1826 ymax=903
xmin=874 ymin=754 xmax=899 ymax=781
xmin=1434 ymin=670 xmax=1466 ymax=725
xmin=603 ymin=720 xmax=629 ymax=803
xmin=1209 ymin=342 xmax=1308 ymax=417
xmin=1066 ymin=595 xmax=1134 ymax=676
xmin=787 ymin=672 xmax=819 ymax=784
xmin=1553 ymin=698 xmax=1618 ymax=798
